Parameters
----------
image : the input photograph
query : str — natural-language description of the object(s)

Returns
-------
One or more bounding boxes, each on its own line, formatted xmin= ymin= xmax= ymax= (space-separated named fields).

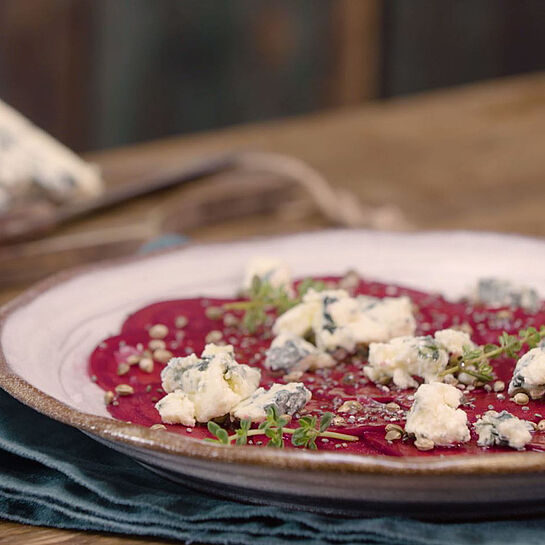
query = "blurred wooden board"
xmin=80 ymin=73 xmax=545 ymax=235
xmin=1 ymin=73 xmax=545 ymax=542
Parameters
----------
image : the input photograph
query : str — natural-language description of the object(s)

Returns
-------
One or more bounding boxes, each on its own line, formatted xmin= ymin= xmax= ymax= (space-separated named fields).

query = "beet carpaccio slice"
xmin=88 ymin=276 xmax=545 ymax=456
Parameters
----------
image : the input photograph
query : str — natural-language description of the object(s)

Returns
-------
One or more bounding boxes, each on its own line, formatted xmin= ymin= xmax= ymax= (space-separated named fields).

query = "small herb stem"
xmin=441 ymin=327 xmax=545 ymax=382
xmin=317 ymin=430 xmax=359 ymax=441
xmin=226 ymin=427 xmax=358 ymax=443
xmin=223 ymin=301 xmax=258 ymax=311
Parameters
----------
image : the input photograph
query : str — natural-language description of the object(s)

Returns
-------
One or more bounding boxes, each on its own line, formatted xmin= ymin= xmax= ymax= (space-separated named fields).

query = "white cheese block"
xmin=264 ymin=333 xmax=334 ymax=373
xmin=157 ymin=343 xmax=261 ymax=425
xmin=0 ymin=99 xmax=102 ymax=212
xmin=155 ymin=391 xmax=196 ymax=427
xmin=273 ymin=289 xmax=416 ymax=353
xmin=508 ymin=347 xmax=545 ymax=400
xmin=243 ymin=256 xmax=292 ymax=293
xmin=433 ymin=328 xmax=475 ymax=356
xmin=474 ymin=410 xmax=532 ymax=450
xmin=405 ymin=383 xmax=470 ymax=446
xmin=473 ymin=277 xmax=539 ymax=312
xmin=231 ymin=382 xmax=311 ymax=422
xmin=366 ymin=336 xmax=449 ymax=389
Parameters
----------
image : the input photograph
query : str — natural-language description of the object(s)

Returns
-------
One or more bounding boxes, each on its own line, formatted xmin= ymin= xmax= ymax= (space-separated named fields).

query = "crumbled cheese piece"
xmin=273 ymin=289 xmax=415 ymax=353
xmin=273 ymin=298 xmax=320 ymax=338
xmin=473 ymin=278 xmax=539 ymax=312
xmin=366 ymin=336 xmax=449 ymax=388
xmin=508 ymin=347 xmax=545 ymax=400
xmin=155 ymin=391 xmax=196 ymax=427
xmin=405 ymin=383 xmax=470 ymax=446
xmin=434 ymin=328 xmax=475 ymax=356
xmin=231 ymin=382 xmax=311 ymax=422
xmin=474 ymin=410 xmax=533 ymax=450
xmin=365 ymin=328 xmax=477 ymax=388
xmin=265 ymin=333 xmax=334 ymax=373
xmin=243 ymin=256 xmax=292 ymax=292
xmin=157 ymin=343 xmax=260 ymax=425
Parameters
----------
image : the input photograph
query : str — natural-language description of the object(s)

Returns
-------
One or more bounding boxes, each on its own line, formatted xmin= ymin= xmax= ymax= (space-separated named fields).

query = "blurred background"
xmin=1 ymin=0 xmax=545 ymax=300
xmin=1 ymin=0 xmax=544 ymax=152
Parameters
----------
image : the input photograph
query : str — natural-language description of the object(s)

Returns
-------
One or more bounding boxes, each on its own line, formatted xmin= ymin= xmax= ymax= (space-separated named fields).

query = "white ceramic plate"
xmin=3 ymin=229 xmax=545 ymax=518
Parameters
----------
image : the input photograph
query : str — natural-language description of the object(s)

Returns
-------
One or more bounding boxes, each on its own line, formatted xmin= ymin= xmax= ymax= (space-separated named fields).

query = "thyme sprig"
xmin=442 ymin=326 xmax=545 ymax=383
xmin=223 ymin=277 xmax=325 ymax=333
xmin=206 ymin=406 xmax=358 ymax=449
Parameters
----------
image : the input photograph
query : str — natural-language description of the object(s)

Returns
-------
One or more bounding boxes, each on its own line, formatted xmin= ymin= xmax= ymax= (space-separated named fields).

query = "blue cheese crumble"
xmin=231 ymin=382 xmax=311 ymax=422
xmin=264 ymin=333 xmax=334 ymax=375
xmin=473 ymin=278 xmax=539 ymax=312
xmin=474 ymin=410 xmax=533 ymax=450
xmin=243 ymin=256 xmax=292 ymax=293
xmin=508 ymin=346 xmax=545 ymax=400
xmin=273 ymin=288 xmax=416 ymax=353
xmin=404 ymin=383 xmax=470 ymax=446
xmin=365 ymin=328 xmax=474 ymax=389
xmin=156 ymin=344 xmax=261 ymax=426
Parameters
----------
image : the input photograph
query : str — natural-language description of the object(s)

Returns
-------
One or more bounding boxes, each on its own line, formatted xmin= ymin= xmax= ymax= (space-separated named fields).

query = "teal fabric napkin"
xmin=2 ymin=235 xmax=545 ymax=544
xmin=2 ymin=391 xmax=545 ymax=545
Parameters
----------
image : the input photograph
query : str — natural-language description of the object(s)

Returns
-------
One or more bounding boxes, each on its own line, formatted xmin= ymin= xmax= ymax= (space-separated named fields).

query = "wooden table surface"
xmin=1 ymin=73 xmax=545 ymax=544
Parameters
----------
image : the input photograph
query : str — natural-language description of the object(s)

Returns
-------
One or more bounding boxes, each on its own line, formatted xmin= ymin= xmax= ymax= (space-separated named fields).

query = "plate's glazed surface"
xmin=3 ymin=230 xmax=545 ymax=517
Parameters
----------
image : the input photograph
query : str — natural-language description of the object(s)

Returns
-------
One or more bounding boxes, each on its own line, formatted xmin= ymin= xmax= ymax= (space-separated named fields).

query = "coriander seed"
xmin=223 ymin=313 xmax=239 ymax=327
xmin=149 ymin=324 xmax=169 ymax=339
xmin=205 ymin=306 xmax=223 ymax=320
xmin=414 ymin=438 xmax=434 ymax=451
xmin=205 ymin=330 xmax=223 ymax=343
xmin=385 ymin=429 xmax=402 ymax=441
xmin=127 ymin=354 xmax=140 ymax=365
xmin=385 ymin=423 xmax=404 ymax=434
xmin=513 ymin=392 xmax=529 ymax=405
xmin=139 ymin=357 xmax=154 ymax=373
xmin=493 ymin=380 xmax=505 ymax=393
xmin=153 ymin=348 xmax=173 ymax=363
xmin=115 ymin=384 xmax=134 ymax=396
xmin=117 ymin=363 xmax=130 ymax=376
xmin=148 ymin=339 xmax=166 ymax=351
xmin=175 ymin=315 xmax=188 ymax=328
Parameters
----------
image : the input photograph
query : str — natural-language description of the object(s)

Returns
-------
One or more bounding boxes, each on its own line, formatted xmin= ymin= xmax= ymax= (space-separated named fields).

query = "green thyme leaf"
xmin=319 ymin=412 xmax=334 ymax=433
xmin=223 ymin=276 xmax=327 ymax=333
xmin=443 ymin=323 xmax=545 ymax=383
xmin=235 ymin=419 xmax=251 ymax=445
xmin=207 ymin=421 xmax=229 ymax=444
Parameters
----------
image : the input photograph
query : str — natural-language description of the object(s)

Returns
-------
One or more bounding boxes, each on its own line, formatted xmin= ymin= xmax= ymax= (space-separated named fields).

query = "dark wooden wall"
xmin=382 ymin=0 xmax=545 ymax=96
xmin=0 ymin=0 xmax=381 ymax=152
xmin=0 ymin=0 xmax=542 ymax=153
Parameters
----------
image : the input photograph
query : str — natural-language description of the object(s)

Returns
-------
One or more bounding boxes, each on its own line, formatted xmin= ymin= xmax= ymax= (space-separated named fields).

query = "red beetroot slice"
xmin=88 ymin=276 xmax=545 ymax=456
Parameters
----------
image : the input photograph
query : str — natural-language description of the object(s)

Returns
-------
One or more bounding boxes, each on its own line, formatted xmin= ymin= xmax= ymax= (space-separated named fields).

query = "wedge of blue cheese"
xmin=264 ymin=333 xmax=334 ymax=375
xmin=156 ymin=344 xmax=261 ymax=426
xmin=365 ymin=328 xmax=474 ymax=389
xmin=273 ymin=288 xmax=416 ymax=353
xmin=404 ymin=382 xmax=470 ymax=447
xmin=474 ymin=410 xmax=533 ymax=450
xmin=0 ymin=99 xmax=102 ymax=213
xmin=231 ymin=382 xmax=311 ymax=422
xmin=473 ymin=278 xmax=539 ymax=312
xmin=508 ymin=346 xmax=545 ymax=400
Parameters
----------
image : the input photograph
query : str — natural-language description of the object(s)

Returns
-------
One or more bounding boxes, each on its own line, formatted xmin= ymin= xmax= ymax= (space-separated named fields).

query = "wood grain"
xmin=0 ymin=521 xmax=177 ymax=544
xmin=1 ymin=73 xmax=544 ymax=542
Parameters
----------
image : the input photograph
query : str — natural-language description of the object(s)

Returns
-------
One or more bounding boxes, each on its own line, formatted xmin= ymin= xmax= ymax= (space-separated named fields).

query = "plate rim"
xmin=3 ymin=228 xmax=545 ymax=476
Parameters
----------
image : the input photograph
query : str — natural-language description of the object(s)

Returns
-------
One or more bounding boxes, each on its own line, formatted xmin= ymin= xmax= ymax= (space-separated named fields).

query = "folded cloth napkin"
xmin=2 ymin=237 xmax=545 ymax=544
xmin=3 ymin=392 xmax=545 ymax=545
